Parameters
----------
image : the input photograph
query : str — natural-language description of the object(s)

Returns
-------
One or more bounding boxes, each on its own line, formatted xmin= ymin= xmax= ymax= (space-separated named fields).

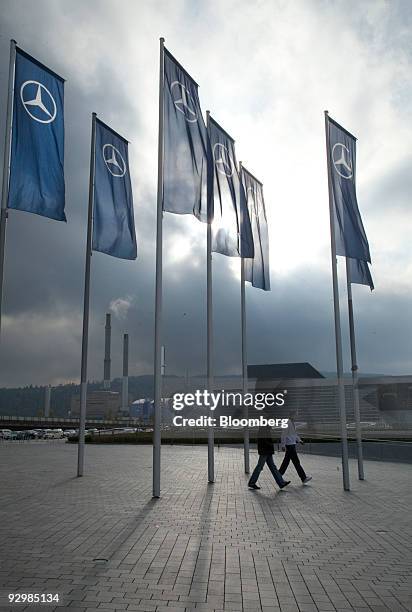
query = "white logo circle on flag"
xmin=171 ymin=81 xmax=198 ymax=123
xmin=20 ymin=81 xmax=57 ymax=124
xmin=247 ymin=186 xmax=256 ymax=199
xmin=102 ymin=144 xmax=126 ymax=177
xmin=332 ymin=143 xmax=353 ymax=179
xmin=213 ymin=143 xmax=234 ymax=177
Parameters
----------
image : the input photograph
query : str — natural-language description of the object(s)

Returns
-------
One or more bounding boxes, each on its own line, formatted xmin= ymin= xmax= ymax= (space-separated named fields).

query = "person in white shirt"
xmin=279 ymin=413 xmax=312 ymax=483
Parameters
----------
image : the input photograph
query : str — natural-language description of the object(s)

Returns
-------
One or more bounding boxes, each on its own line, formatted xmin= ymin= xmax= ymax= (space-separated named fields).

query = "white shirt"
xmin=281 ymin=419 xmax=302 ymax=446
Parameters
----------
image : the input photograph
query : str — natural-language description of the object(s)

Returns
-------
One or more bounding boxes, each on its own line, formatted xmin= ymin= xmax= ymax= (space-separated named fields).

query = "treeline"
xmin=0 ymin=376 xmax=155 ymax=417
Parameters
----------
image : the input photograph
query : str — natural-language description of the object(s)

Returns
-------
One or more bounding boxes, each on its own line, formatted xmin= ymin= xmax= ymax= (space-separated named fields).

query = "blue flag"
xmin=241 ymin=167 xmax=270 ymax=291
xmin=92 ymin=118 xmax=137 ymax=260
xmin=8 ymin=48 xmax=65 ymax=221
xmin=348 ymin=258 xmax=374 ymax=291
xmin=208 ymin=116 xmax=254 ymax=258
xmin=326 ymin=115 xmax=370 ymax=263
xmin=163 ymin=48 xmax=208 ymax=222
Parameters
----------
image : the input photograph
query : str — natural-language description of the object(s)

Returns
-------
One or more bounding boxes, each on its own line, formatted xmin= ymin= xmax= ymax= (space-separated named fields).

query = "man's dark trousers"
xmin=279 ymin=444 xmax=307 ymax=481
xmin=248 ymin=455 xmax=285 ymax=487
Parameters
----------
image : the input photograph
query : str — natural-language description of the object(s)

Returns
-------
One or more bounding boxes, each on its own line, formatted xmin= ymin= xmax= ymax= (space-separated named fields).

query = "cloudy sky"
xmin=0 ymin=0 xmax=411 ymax=388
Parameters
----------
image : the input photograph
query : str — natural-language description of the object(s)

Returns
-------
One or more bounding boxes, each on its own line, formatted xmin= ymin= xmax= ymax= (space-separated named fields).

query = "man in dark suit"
xmin=248 ymin=426 xmax=290 ymax=490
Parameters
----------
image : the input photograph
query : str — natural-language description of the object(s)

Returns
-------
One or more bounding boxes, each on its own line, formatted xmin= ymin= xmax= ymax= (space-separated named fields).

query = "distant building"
xmin=362 ymin=377 xmax=412 ymax=426
xmin=71 ymin=390 xmax=121 ymax=419
xmin=130 ymin=398 xmax=174 ymax=424
xmin=247 ymin=362 xmax=381 ymax=425
xmin=130 ymin=398 xmax=153 ymax=422
xmin=248 ymin=362 xmax=324 ymax=381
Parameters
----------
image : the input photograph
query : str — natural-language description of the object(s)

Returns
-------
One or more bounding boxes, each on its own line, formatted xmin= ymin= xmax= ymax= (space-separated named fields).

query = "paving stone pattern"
xmin=0 ymin=442 xmax=411 ymax=611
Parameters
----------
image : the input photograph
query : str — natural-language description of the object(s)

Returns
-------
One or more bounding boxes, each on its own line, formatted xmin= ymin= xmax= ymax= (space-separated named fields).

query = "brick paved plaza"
xmin=0 ymin=442 xmax=411 ymax=612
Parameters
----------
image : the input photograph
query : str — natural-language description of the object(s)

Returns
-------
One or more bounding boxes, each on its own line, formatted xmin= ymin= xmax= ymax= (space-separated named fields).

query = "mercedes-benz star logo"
xmin=171 ymin=81 xmax=197 ymax=123
xmin=247 ymin=186 xmax=256 ymax=200
xmin=20 ymin=81 xmax=57 ymax=124
xmin=213 ymin=143 xmax=234 ymax=177
xmin=102 ymin=144 xmax=126 ymax=178
xmin=332 ymin=143 xmax=353 ymax=179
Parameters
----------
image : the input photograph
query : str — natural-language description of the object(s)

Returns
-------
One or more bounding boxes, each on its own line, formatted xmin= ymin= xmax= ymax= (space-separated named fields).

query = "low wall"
xmin=66 ymin=432 xmax=412 ymax=464
xmin=298 ymin=440 xmax=412 ymax=463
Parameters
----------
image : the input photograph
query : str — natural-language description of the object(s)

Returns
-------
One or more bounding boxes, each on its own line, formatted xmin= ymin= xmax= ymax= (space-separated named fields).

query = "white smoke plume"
xmin=109 ymin=296 xmax=135 ymax=320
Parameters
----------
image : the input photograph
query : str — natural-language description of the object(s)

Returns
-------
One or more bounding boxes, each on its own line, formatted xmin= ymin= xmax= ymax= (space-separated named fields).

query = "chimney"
xmin=122 ymin=333 xmax=129 ymax=412
xmin=104 ymin=313 xmax=111 ymax=389
xmin=44 ymin=385 xmax=51 ymax=417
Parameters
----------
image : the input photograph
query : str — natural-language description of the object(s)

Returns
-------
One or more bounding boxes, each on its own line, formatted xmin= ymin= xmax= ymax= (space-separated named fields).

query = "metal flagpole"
xmin=241 ymin=257 xmax=250 ymax=473
xmin=0 ymin=40 xmax=17 ymax=341
xmin=153 ymin=37 xmax=165 ymax=498
xmin=122 ymin=333 xmax=129 ymax=412
xmin=345 ymin=257 xmax=364 ymax=480
xmin=161 ymin=345 xmax=166 ymax=377
xmin=206 ymin=110 xmax=214 ymax=483
xmin=239 ymin=162 xmax=249 ymax=474
xmin=324 ymin=110 xmax=350 ymax=491
xmin=77 ymin=112 xmax=97 ymax=477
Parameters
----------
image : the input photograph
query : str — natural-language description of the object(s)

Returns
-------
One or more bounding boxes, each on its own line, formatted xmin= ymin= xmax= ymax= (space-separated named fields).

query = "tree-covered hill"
xmin=0 ymin=376 xmax=155 ymax=417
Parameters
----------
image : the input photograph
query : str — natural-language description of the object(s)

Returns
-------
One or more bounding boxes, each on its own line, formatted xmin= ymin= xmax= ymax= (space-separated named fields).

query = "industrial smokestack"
xmin=104 ymin=313 xmax=111 ymax=390
xmin=122 ymin=333 xmax=129 ymax=412
xmin=44 ymin=385 xmax=51 ymax=417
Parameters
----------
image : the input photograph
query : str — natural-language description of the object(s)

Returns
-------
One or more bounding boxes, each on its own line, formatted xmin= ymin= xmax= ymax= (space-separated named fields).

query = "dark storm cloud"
xmin=0 ymin=0 xmax=411 ymax=390
xmin=0 ymin=3 xmax=156 ymax=386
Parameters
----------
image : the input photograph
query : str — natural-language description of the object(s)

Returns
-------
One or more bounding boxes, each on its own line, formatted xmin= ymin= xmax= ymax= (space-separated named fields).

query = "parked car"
xmin=15 ymin=430 xmax=29 ymax=440
xmin=65 ymin=430 xmax=79 ymax=440
xmin=43 ymin=429 xmax=64 ymax=439
xmin=0 ymin=429 xmax=12 ymax=439
xmin=63 ymin=429 xmax=77 ymax=437
xmin=32 ymin=429 xmax=46 ymax=438
xmin=347 ymin=421 xmax=378 ymax=430
xmin=26 ymin=430 xmax=40 ymax=439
